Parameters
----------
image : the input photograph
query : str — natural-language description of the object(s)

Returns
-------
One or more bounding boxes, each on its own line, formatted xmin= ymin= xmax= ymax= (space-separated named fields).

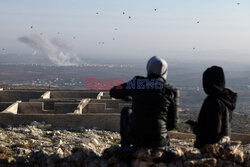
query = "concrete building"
xmin=0 ymin=88 xmax=130 ymax=131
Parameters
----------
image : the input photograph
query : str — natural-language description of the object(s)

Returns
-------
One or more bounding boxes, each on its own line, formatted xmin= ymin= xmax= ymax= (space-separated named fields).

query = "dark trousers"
xmin=120 ymin=107 xmax=170 ymax=150
xmin=120 ymin=107 xmax=132 ymax=148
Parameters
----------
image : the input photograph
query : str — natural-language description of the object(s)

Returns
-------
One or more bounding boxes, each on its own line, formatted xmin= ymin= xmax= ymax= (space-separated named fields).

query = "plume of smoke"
xmin=32 ymin=50 xmax=37 ymax=56
xmin=18 ymin=34 xmax=80 ymax=66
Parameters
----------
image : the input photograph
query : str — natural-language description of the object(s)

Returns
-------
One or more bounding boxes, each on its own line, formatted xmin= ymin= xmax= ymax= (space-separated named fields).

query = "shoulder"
xmin=164 ymin=83 xmax=178 ymax=99
xmin=165 ymin=83 xmax=177 ymax=92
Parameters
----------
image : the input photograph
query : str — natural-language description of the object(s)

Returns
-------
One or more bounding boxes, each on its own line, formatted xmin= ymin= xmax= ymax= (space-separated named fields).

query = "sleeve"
xmin=166 ymin=89 xmax=179 ymax=131
xmin=110 ymin=82 xmax=132 ymax=101
xmin=204 ymin=98 xmax=225 ymax=140
xmin=193 ymin=103 xmax=205 ymax=135
xmin=220 ymin=106 xmax=230 ymax=137
xmin=193 ymin=122 xmax=199 ymax=135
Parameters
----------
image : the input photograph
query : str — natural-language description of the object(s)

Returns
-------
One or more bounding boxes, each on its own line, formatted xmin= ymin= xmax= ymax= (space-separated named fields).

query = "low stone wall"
xmin=30 ymin=98 xmax=82 ymax=103
xmin=53 ymin=103 xmax=79 ymax=114
xmin=86 ymin=103 xmax=108 ymax=113
xmin=90 ymin=99 xmax=127 ymax=108
xmin=88 ymin=99 xmax=131 ymax=113
xmin=50 ymin=91 xmax=99 ymax=99
xmin=18 ymin=102 xmax=43 ymax=114
xmin=16 ymin=102 xmax=81 ymax=114
xmin=0 ymin=90 xmax=44 ymax=102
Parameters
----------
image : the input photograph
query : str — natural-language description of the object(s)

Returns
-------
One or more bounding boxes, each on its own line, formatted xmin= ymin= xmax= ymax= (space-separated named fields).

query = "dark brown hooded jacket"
xmin=194 ymin=66 xmax=237 ymax=148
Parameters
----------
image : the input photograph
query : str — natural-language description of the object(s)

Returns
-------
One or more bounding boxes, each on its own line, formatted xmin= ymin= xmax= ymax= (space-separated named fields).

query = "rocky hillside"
xmin=0 ymin=122 xmax=249 ymax=167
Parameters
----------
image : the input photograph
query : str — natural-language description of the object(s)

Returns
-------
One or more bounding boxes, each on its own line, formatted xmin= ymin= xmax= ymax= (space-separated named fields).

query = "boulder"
xmin=184 ymin=158 xmax=216 ymax=167
xmin=66 ymin=150 xmax=87 ymax=167
xmin=167 ymin=159 xmax=183 ymax=167
xmin=184 ymin=148 xmax=202 ymax=160
xmin=131 ymin=159 xmax=154 ymax=167
xmin=200 ymin=144 xmax=222 ymax=157
xmin=133 ymin=148 xmax=153 ymax=161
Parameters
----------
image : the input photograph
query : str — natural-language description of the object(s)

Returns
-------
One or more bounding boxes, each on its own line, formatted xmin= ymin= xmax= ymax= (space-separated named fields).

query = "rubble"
xmin=0 ymin=122 xmax=249 ymax=166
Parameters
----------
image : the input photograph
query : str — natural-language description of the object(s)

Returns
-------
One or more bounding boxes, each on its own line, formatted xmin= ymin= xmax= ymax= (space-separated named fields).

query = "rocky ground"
xmin=0 ymin=122 xmax=249 ymax=167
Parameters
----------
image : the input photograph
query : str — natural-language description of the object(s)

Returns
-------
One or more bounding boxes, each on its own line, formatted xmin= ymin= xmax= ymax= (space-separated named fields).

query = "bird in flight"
xmin=237 ymin=3 xmax=240 ymax=5
xmin=193 ymin=47 xmax=196 ymax=50
xmin=123 ymin=12 xmax=125 ymax=15
xmin=128 ymin=16 xmax=131 ymax=19
xmin=30 ymin=26 xmax=33 ymax=29
xmin=154 ymin=9 xmax=157 ymax=11
xmin=197 ymin=21 xmax=200 ymax=23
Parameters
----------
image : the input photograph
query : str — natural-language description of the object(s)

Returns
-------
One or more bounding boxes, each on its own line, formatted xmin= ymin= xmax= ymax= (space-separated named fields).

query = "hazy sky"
xmin=0 ymin=0 xmax=250 ymax=62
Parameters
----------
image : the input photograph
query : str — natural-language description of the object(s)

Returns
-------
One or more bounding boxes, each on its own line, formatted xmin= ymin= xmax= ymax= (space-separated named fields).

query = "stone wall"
xmin=87 ymin=99 xmax=131 ymax=113
xmin=53 ymin=103 xmax=79 ymax=114
xmin=0 ymin=90 xmax=44 ymax=102
xmin=86 ymin=103 xmax=107 ymax=113
xmin=29 ymin=98 xmax=82 ymax=103
xmin=90 ymin=99 xmax=130 ymax=108
xmin=50 ymin=91 xmax=99 ymax=99
xmin=14 ymin=102 xmax=80 ymax=114
xmin=18 ymin=102 xmax=43 ymax=114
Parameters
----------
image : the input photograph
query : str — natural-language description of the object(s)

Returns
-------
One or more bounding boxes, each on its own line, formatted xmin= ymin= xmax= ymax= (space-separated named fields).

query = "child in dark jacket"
xmin=188 ymin=66 xmax=237 ymax=149
xmin=110 ymin=56 xmax=179 ymax=149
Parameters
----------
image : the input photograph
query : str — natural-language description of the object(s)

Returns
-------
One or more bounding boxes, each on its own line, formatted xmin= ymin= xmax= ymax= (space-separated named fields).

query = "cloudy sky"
xmin=0 ymin=0 xmax=250 ymax=63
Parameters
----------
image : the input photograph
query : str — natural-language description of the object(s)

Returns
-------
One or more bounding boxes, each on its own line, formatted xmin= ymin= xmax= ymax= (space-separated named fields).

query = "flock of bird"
xmin=1 ymin=3 xmax=242 ymax=54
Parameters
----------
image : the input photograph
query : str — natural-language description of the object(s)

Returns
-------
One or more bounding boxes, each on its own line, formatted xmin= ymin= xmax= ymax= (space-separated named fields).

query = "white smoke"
xmin=18 ymin=34 xmax=80 ymax=66
xmin=32 ymin=50 xmax=37 ymax=56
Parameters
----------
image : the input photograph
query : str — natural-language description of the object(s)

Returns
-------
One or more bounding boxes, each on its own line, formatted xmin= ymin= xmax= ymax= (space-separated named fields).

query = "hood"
xmin=203 ymin=66 xmax=225 ymax=95
xmin=217 ymin=88 xmax=237 ymax=111
xmin=146 ymin=56 xmax=168 ymax=80
xmin=203 ymin=66 xmax=237 ymax=112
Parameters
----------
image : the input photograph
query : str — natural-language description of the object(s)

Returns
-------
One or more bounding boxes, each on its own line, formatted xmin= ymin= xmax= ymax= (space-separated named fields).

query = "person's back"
xmin=193 ymin=66 xmax=237 ymax=148
xmin=110 ymin=56 xmax=178 ymax=149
